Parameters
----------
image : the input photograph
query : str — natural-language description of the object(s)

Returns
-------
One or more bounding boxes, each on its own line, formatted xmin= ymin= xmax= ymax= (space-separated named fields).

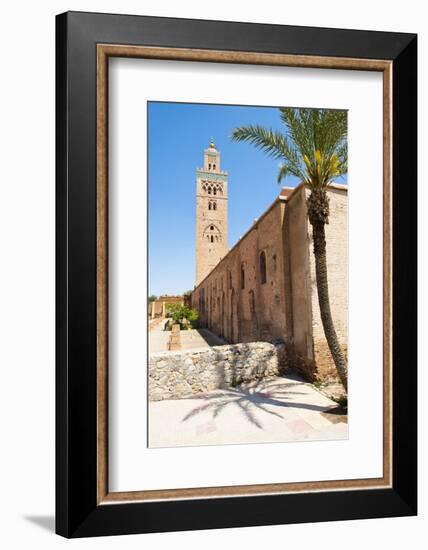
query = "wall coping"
xmin=149 ymin=345 xmax=222 ymax=358
xmin=283 ymin=181 xmax=348 ymax=204
xmin=150 ymin=340 xmax=283 ymax=359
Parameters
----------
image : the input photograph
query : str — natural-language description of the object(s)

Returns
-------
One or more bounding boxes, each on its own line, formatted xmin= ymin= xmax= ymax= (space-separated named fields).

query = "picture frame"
xmin=56 ymin=10 xmax=417 ymax=538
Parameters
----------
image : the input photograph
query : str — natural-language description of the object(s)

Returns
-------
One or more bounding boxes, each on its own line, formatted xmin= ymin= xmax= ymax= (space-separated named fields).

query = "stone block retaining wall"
xmin=149 ymin=341 xmax=288 ymax=401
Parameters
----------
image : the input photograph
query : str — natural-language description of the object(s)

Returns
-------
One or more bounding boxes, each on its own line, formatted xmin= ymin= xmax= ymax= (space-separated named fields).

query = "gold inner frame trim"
xmin=96 ymin=44 xmax=393 ymax=505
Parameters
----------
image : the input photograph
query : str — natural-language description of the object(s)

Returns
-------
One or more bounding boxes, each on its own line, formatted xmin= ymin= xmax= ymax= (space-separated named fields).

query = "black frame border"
xmin=56 ymin=11 xmax=417 ymax=538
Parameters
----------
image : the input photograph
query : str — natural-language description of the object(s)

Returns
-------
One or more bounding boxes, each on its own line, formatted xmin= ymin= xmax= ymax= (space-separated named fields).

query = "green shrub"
xmin=165 ymin=304 xmax=199 ymax=329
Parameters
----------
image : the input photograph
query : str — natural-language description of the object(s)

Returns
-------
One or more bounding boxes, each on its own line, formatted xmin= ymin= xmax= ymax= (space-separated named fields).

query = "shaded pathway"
xmin=149 ymin=324 xmax=226 ymax=354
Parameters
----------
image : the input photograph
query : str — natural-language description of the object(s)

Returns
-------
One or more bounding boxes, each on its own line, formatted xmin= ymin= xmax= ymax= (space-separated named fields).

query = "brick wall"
xmin=191 ymin=184 xmax=348 ymax=384
xmin=192 ymin=199 xmax=289 ymax=345
xmin=307 ymin=187 xmax=348 ymax=380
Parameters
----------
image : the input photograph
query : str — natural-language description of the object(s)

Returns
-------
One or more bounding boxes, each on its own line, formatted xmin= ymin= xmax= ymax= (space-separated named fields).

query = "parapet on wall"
xmin=149 ymin=341 xmax=288 ymax=401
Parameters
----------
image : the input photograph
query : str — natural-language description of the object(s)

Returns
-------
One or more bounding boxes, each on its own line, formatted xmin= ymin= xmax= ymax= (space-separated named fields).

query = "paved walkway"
xmin=148 ymin=318 xmax=170 ymax=353
xmin=149 ymin=373 xmax=348 ymax=448
xmin=149 ymin=321 xmax=226 ymax=354
xmin=180 ymin=328 xmax=226 ymax=350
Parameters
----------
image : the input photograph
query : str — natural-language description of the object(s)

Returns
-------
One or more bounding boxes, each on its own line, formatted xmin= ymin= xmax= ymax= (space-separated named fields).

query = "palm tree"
xmin=231 ymin=108 xmax=348 ymax=391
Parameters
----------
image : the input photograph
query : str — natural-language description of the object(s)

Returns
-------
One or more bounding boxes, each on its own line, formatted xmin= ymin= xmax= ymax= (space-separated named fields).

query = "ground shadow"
xmin=193 ymin=328 xmax=226 ymax=347
xmin=23 ymin=515 xmax=55 ymax=533
xmin=321 ymin=405 xmax=348 ymax=423
xmin=182 ymin=378 xmax=341 ymax=430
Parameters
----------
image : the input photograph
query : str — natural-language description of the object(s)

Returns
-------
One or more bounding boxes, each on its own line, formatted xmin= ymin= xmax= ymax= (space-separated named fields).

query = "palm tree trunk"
xmin=311 ymin=220 xmax=348 ymax=392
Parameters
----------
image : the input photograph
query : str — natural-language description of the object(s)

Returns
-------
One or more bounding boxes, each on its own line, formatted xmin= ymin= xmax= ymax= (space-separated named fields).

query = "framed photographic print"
xmin=56 ymin=11 xmax=417 ymax=538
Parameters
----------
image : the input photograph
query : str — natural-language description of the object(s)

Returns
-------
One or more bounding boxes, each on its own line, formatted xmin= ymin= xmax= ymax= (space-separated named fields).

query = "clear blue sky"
xmin=148 ymin=102 xmax=347 ymax=296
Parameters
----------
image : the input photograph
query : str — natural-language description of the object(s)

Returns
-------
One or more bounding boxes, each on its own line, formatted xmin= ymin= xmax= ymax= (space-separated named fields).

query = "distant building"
xmin=148 ymin=295 xmax=184 ymax=319
xmin=191 ymin=143 xmax=347 ymax=382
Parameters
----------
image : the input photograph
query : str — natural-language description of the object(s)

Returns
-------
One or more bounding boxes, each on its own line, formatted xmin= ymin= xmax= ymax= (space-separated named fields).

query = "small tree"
xmin=148 ymin=295 xmax=157 ymax=303
xmin=165 ymin=304 xmax=199 ymax=329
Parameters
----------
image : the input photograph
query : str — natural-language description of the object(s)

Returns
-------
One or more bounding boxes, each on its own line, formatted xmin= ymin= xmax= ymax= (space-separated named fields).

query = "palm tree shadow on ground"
xmin=181 ymin=378 xmax=341 ymax=430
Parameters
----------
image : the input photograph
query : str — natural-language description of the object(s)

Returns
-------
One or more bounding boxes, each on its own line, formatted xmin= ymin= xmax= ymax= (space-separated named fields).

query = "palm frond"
xmin=231 ymin=125 xmax=305 ymax=180
xmin=231 ymin=125 xmax=286 ymax=159
xmin=231 ymin=107 xmax=347 ymax=189
xmin=277 ymin=163 xmax=288 ymax=183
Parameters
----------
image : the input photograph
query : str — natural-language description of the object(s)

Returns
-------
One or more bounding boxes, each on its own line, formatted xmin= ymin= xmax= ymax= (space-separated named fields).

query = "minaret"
xmin=195 ymin=140 xmax=228 ymax=286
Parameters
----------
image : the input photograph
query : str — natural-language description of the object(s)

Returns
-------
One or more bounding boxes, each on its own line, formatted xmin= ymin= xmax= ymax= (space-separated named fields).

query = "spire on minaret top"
xmin=203 ymin=138 xmax=221 ymax=172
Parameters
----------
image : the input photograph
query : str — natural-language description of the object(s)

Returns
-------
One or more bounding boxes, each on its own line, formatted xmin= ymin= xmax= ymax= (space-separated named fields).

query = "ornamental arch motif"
xmin=203 ymin=223 xmax=222 ymax=243
xmin=201 ymin=181 xmax=224 ymax=196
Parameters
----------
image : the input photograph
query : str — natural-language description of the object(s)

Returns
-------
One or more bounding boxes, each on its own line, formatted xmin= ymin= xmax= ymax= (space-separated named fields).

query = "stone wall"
xmin=149 ymin=341 xmax=288 ymax=401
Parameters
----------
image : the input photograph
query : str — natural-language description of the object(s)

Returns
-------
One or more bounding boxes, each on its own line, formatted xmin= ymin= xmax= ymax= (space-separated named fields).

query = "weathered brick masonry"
xmin=191 ymin=180 xmax=348 ymax=383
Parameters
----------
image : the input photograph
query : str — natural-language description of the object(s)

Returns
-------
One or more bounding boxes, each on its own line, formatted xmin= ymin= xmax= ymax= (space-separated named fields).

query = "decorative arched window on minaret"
xmin=195 ymin=140 xmax=228 ymax=286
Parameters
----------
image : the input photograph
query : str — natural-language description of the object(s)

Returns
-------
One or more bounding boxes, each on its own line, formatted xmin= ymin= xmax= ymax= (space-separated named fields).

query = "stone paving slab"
xmin=180 ymin=328 xmax=226 ymax=349
xmin=149 ymin=324 xmax=226 ymax=355
xmin=148 ymin=323 xmax=170 ymax=353
xmin=148 ymin=373 xmax=348 ymax=448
